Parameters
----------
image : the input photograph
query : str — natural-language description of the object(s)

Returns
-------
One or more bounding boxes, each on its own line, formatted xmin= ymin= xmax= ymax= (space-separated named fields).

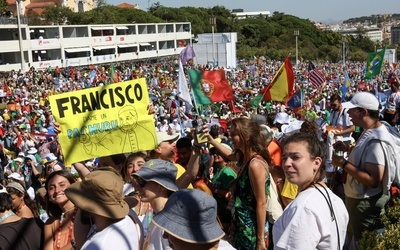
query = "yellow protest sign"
xmin=49 ymin=78 xmax=157 ymax=165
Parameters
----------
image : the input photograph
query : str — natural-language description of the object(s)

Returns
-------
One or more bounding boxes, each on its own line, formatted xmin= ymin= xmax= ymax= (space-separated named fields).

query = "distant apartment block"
xmin=391 ymin=25 xmax=400 ymax=45
xmin=324 ymin=25 xmax=383 ymax=43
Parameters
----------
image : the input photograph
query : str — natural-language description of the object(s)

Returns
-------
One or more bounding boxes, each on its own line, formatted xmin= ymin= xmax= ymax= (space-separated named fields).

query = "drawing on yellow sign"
xmin=79 ymin=105 xmax=156 ymax=155
xmin=49 ymin=78 xmax=158 ymax=165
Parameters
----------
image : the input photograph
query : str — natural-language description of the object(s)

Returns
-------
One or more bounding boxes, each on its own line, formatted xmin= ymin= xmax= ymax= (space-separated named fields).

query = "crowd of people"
xmin=0 ymin=56 xmax=399 ymax=250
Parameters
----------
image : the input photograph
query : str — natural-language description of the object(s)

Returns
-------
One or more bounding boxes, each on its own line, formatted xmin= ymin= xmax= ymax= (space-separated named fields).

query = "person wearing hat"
xmin=6 ymin=181 xmax=39 ymax=219
xmin=27 ymin=146 xmax=43 ymax=165
xmin=332 ymin=91 xmax=398 ymax=245
xmin=10 ymin=157 xmax=24 ymax=174
xmin=6 ymin=172 xmax=35 ymax=202
xmin=23 ymin=154 xmax=42 ymax=191
xmin=65 ymin=169 xmax=142 ymax=250
xmin=149 ymin=132 xmax=200 ymax=189
xmin=170 ymin=118 xmax=181 ymax=134
xmin=132 ymin=159 xmax=179 ymax=249
xmin=152 ymin=189 xmax=235 ymax=250
xmin=0 ymin=186 xmax=44 ymax=250
xmin=44 ymin=153 xmax=64 ymax=175
xmin=271 ymin=112 xmax=290 ymax=139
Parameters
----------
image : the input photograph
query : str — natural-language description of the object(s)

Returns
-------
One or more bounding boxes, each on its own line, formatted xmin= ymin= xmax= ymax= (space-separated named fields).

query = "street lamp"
xmin=16 ymin=0 xmax=25 ymax=71
xmin=294 ymin=30 xmax=299 ymax=68
xmin=210 ymin=16 xmax=216 ymax=66
xmin=342 ymin=36 xmax=346 ymax=66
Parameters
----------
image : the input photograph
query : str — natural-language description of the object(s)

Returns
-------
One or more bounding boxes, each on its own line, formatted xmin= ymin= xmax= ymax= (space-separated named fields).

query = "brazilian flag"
xmin=365 ymin=47 xmax=386 ymax=79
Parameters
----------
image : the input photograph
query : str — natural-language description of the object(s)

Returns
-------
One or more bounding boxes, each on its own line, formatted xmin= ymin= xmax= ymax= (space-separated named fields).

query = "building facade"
xmin=391 ymin=25 xmax=400 ymax=46
xmin=7 ymin=0 xmax=95 ymax=16
xmin=0 ymin=22 xmax=192 ymax=71
xmin=325 ymin=25 xmax=383 ymax=43
xmin=193 ymin=32 xmax=237 ymax=69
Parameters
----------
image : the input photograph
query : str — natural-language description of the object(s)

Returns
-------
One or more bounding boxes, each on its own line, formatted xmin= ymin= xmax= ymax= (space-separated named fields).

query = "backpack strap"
xmin=128 ymin=211 xmax=144 ymax=250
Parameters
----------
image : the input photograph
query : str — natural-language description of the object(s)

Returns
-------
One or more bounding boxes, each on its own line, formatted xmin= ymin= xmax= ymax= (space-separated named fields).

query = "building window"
xmin=78 ymin=1 xmax=84 ymax=12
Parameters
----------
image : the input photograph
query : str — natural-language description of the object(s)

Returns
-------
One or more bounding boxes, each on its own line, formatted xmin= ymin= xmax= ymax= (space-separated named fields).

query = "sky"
xmin=109 ymin=0 xmax=400 ymax=23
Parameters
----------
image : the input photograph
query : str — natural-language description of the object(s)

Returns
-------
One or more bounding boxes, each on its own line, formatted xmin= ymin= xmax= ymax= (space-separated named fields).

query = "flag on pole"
xmin=188 ymin=70 xmax=235 ymax=105
xmin=89 ymin=69 xmax=96 ymax=84
xmin=180 ymin=45 xmax=196 ymax=65
xmin=228 ymin=101 xmax=242 ymax=113
xmin=109 ymin=63 xmax=118 ymax=84
xmin=286 ymin=88 xmax=304 ymax=109
xmin=340 ymin=70 xmax=353 ymax=101
xmin=251 ymin=56 xmax=294 ymax=104
xmin=250 ymin=94 xmax=264 ymax=108
xmin=177 ymin=60 xmax=193 ymax=110
xmin=365 ymin=47 xmax=386 ymax=79
xmin=308 ymin=61 xmax=326 ymax=89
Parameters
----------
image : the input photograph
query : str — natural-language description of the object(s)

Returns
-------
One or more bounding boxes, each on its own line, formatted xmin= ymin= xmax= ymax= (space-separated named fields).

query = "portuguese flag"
xmin=188 ymin=70 xmax=235 ymax=105
xmin=251 ymin=56 xmax=294 ymax=106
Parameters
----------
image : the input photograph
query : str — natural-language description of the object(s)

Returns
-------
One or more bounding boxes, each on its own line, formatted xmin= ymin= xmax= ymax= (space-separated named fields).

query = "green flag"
xmin=250 ymin=94 xmax=263 ymax=108
xmin=109 ymin=63 xmax=115 ymax=84
xmin=365 ymin=47 xmax=386 ymax=79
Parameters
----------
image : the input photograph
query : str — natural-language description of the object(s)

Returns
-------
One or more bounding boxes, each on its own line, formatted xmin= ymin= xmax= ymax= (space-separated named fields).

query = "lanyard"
xmin=0 ymin=211 xmax=15 ymax=224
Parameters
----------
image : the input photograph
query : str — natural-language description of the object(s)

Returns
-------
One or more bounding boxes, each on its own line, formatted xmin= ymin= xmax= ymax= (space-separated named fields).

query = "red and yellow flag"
xmin=261 ymin=57 xmax=294 ymax=101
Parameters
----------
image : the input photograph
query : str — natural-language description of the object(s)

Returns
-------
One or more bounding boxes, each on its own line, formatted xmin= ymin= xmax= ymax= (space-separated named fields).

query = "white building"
xmin=193 ymin=32 xmax=237 ymax=69
xmin=324 ymin=25 xmax=383 ymax=43
xmin=0 ymin=22 xmax=191 ymax=71
xmin=232 ymin=11 xmax=271 ymax=19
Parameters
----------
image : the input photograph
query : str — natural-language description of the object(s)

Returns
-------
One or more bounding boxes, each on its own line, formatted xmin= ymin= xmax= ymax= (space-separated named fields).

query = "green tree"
xmin=42 ymin=6 xmax=74 ymax=25
xmin=27 ymin=12 xmax=44 ymax=25
xmin=95 ymin=0 xmax=109 ymax=8
xmin=148 ymin=1 xmax=163 ymax=14
xmin=0 ymin=0 xmax=8 ymax=16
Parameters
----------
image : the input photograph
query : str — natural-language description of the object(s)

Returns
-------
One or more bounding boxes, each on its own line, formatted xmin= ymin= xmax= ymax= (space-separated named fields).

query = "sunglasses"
xmin=137 ymin=178 xmax=148 ymax=188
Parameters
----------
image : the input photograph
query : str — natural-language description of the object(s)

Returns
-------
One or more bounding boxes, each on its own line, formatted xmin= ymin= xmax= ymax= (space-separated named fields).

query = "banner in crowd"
xmin=365 ymin=47 xmax=386 ymax=79
xmin=49 ymin=79 xmax=157 ymax=165
xmin=188 ymin=69 xmax=235 ymax=105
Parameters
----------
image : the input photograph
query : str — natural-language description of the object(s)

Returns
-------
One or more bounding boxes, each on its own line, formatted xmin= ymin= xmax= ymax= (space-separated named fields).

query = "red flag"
xmin=228 ymin=101 xmax=242 ymax=113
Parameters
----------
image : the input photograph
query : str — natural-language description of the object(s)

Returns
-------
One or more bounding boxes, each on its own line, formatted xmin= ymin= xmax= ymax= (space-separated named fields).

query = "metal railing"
xmin=0 ymin=16 xmax=28 ymax=25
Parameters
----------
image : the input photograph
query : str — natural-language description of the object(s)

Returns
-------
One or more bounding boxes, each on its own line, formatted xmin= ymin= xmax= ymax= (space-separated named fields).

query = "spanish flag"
xmin=251 ymin=56 xmax=294 ymax=106
xmin=188 ymin=69 xmax=235 ymax=105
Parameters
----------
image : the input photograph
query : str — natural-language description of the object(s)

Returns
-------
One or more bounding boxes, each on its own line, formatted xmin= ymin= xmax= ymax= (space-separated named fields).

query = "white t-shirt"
xmin=273 ymin=187 xmax=349 ymax=250
xmin=82 ymin=215 xmax=140 ymax=250
xmin=330 ymin=107 xmax=353 ymax=141
xmin=123 ymin=183 xmax=135 ymax=196
xmin=143 ymin=223 xmax=172 ymax=250
xmin=344 ymin=126 xmax=386 ymax=199
xmin=217 ymin=239 xmax=236 ymax=249
xmin=386 ymin=91 xmax=400 ymax=112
